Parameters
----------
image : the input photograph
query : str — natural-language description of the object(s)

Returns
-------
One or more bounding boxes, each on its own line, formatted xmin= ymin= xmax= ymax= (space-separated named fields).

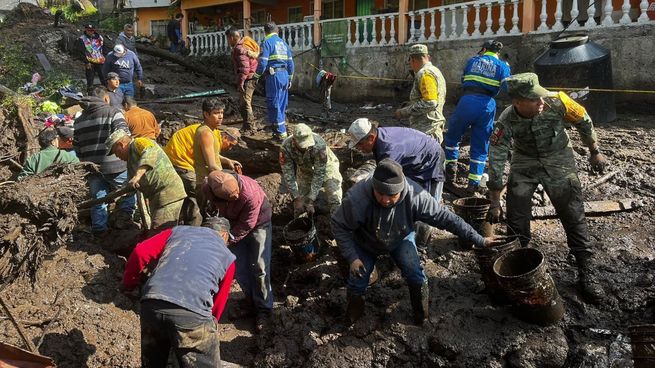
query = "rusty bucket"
xmin=493 ymin=247 xmax=565 ymax=325
xmin=284 ymin=217 xmax=320 ymax=263
xmin=452 ymin=197 xmax=494 ymax=249
xmin=473 ymin=236 xmax=521 ymax=304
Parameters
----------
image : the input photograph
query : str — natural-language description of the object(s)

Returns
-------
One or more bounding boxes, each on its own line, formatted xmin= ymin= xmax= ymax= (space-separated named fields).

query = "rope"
xmin=307 ymin=62 xmax=410 ymax=82
xmin=544 ymin=87 xmax=655 ymax=95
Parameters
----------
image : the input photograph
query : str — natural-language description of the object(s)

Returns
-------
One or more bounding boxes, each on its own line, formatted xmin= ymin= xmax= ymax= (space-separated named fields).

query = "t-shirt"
xmin=164 ymin=123 xmax=222 ymax=172
xmin=124 ymin=106 xmax=160 ymax=139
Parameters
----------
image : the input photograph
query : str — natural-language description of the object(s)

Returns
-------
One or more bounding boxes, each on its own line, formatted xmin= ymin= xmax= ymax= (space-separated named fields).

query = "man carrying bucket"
xmin=202 ymin=170 xmax=273 ymax=333
xmin=279 ymin=123 xmax=342 ymax=217
xmin=332 ymin=159 xmax=498 ymax=325
xmin=487 ymin=72 xmax=607 ymax=304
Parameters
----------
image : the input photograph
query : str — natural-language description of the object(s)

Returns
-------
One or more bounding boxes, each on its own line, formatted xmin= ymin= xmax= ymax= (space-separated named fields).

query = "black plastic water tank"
xmin=534 ymin=34 xmax=616 ymax=124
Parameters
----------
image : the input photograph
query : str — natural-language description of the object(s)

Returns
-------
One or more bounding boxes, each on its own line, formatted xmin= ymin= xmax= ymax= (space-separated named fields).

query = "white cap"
xmin=347 ymin=118 xmax=372 ymax=148
xmin=113 ymin=44 xmax=126 ymax=56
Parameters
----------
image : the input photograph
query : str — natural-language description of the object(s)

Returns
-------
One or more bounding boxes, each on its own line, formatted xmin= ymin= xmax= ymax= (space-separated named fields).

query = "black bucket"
xmin=453 ymin=197 xmax=493 ymax=249
xmin=284 ymin=217 xmax=320 ymax=263
xmin=629 ymin=324 xmax=655 ymax=368
xmin=473 ymin=237 xmax=520 ymax=304
xmin=493 ymin=248 xmax=565 ymax=325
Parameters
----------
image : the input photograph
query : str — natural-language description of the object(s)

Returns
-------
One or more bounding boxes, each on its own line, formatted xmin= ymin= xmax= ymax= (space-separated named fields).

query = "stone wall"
xmin=291 ymin=24 xmax=655 ymax=107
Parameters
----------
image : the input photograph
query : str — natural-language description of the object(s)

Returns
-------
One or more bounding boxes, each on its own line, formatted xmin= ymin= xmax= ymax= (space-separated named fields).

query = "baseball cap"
xmin=409 ymin=44 xmax=429 ymax=55
xmin=106 ymin=72 xmax=119 ymax=81
xmin=207 ymin=170 xmax=240 ymax=201
xmin=84 ymin=24 xmax=95 ymax=30
xmin=292 ymin=124 xmax=315 ymax=149
xmin=56 ymin=125 xmax=74 ymax=139
xmin=105 ymin=129 xmax=129 ymax=155
xmin=113 ymin=44 xmax=126 ymax=57
xmin=347 ymin=118 xmax=372 ymax=149
xmin=504 ymin=73 xmax=550 ymax=99
xmin=480 ymin=40 xmax=503 ymax=53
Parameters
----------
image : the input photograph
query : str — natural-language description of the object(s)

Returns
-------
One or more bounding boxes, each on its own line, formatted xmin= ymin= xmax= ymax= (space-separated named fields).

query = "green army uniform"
xmin=398 ymin=44 xmax=447 ymax=142
xmin=128 ymin=137 xmax=187 ymax=230
xmin=18 ymin=146 xmax=79 ymax=181
xmin=279 ymin=127 xmax=342 ymax=215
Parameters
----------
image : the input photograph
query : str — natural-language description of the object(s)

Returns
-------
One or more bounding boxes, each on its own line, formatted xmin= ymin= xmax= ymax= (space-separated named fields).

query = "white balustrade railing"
xmin=408 ymin=0 xmax=520 ymax=42
xmin=321 ymin=14 xmax=399 ymax=48
xmin=188 ymin=24 xmax=309 ymax=56
xmin=533 ymin=0 xmax=652 ymax=32
xmin=278 ymin=22 xmax=314 ymax=51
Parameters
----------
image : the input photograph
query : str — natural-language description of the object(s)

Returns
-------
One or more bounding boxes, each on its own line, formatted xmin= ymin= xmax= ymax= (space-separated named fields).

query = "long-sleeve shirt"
xmin=487 ymin=91 xmax=597 ymax=190
xmin=123 ymin=226 xmax=236 ymax=321
xmin=202 ymin=173 xmax=272 ymax=245
xmin=74 ymin=97 xmax=129 ymax=174
xmin=398 ymin=62 xmax=446 ymax=123
xmin=116 ymin=31 xmax=137 ymax=54
xmin=332 ymin=176 xmax=485 ymax=264
xmin=373 ymin=127 xmax=445 ymax=184
xmin=102 ymin=49 xmax=143 ymax=83
xmin=18 ymin=146 xmax=79 ymax=181
xmin=124 ymin=106 xmax=160 ymax=139
xmin=253 ymin=33 xmax=294 ymax=80
xmin=78 ymin=32 xmax=106 ymax=64
xmin=461 ymin=52 xmax=511 ymax=96
xmin=231 ymin=36 xmax=259 ymax=88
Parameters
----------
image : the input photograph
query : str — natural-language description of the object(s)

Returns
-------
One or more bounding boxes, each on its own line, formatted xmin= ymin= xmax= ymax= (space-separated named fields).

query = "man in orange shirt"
xmin=122 ymin=96 xmax=161 ymax=139
xmin=226 ymin=27 xmax=260 ymax=134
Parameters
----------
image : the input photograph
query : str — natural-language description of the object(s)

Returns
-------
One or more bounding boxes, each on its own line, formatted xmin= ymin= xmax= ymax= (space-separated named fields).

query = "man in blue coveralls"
xmin=253 ymin=22 xmax=295 ymax=142
xmin=443 ymin=40 xmax=511 ymax=193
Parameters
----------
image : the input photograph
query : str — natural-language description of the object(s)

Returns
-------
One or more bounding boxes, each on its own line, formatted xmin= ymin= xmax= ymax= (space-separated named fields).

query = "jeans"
xmin=347 ymin=231 xmax=426 ymax=295
xmin=119 ymin=81 xmax=135 ymax=97
xmin=87 ymin=171 xmax=136 ymax=232
xmin=231 ymin=222 xmax=274 ymax=312
xmin=140 ymin=299 xmax=221 ymax=368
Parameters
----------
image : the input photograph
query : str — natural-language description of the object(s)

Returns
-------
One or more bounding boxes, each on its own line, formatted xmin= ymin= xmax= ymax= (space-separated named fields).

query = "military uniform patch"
xmin=490 ymin=126 xmax=504 ymax=145
xmin=558 ymin=91 xmax=586 ymax=123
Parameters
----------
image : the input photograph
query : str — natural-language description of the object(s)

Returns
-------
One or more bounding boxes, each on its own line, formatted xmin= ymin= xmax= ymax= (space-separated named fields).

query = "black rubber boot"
xmin=445 ymin=162 xmax=457 ymax=184
xmin=346 ymin=293 xmax=365 ymax=325
xmin=575 ymin=255 xmax=605 ymax=304
xmin=408 ymin=282 xmax=429 ymax=325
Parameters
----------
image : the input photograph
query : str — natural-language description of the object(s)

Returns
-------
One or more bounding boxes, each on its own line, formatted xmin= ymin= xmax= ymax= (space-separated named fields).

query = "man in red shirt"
xmin=202 ymin=170 xmax=273 ymax=333
xmin=226 ymin=27 xmax=259 ymax=134
xmin=123 ymin=217 xmax=235 ymax=367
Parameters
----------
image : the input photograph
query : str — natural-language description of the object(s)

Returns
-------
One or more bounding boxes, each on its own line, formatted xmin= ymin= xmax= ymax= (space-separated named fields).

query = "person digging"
xmin=332 ymin=159 xmax=499 ymax=325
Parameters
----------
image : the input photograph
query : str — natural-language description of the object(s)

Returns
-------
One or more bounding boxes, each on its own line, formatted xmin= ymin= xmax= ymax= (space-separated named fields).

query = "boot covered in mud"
xmin=445 ymin=162 xmax=457 ymax=184
xmin=408 ymin=282 xmax=429 ymax=325
xmin=346 ymin=292 xmax=365 ymax=325
xmin=575 ymin=254 xmax=605 ymax=304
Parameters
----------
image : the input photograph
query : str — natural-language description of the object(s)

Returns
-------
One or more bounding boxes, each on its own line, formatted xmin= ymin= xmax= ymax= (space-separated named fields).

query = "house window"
xmin=251 ymin=9 xmax=267 ymax=26
xmin=385 ymin=0 xmax=427 ymax=10
xmin=311 ymin=0 xmax=344 ymax=19
xmin=150 ymin=19 xmax=169 ymax=39
xmin=288 ymin=6 xmax=303 ymax=23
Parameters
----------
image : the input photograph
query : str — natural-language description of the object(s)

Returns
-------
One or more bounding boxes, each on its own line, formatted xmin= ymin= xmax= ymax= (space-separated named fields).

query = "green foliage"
xmin=49 ymin=3 xmax=97 ymax=23
xmin=99 ymin=14 xmax=134 ymax=33
xmin=0 ymin=44 xmax=35 ymax=91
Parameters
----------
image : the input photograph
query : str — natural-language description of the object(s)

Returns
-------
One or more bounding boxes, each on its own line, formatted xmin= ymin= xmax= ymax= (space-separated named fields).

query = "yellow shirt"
xmin=163 ymin=123 xmax=222 ymax=171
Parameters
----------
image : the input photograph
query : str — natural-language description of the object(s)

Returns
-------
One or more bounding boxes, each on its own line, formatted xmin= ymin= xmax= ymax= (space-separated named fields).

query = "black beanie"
xmin=372 ymin=158 xmax=405 ymax=195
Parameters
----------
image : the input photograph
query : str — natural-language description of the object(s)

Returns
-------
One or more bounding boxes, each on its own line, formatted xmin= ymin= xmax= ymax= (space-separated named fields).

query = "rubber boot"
xmin=346 ymin=293 xmax=365 ymax=325
xmin=575 ymin=254 xmax=605 ymax=304
xmin=445 ymin=162 xmax=457 ymax=184
xmin=408 ymin=282 xmax=429 ymax=325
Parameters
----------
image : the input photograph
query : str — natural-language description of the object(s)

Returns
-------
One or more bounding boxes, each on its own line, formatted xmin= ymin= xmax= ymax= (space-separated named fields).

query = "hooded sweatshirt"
xmin=74 ymin=96 xmax=129 ymax=174
xmin=332 ymin=176 xmax=485 ymax=264
xmin=102 ymin=49 xmax=143 ymax=83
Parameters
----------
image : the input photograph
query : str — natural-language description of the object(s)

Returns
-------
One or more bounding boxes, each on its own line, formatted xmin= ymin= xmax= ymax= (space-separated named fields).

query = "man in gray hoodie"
xmin=332 ymin=159 xmax=495 ymax=325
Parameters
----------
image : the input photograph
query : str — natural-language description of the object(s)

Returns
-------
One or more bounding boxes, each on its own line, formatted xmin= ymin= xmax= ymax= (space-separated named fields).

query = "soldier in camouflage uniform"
xmin=279 ymin=123 xmax=342 ymax=216
xmin=487 ymin=73 xmax=607 ymax=303
xmin=394 ymin=44 xmax=447 ymax=142
xmin=107 ymin=130 xmax=187 ymax=231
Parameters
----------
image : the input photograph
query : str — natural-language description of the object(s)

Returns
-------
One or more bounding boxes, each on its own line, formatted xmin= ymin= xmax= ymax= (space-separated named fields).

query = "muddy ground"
xmin=0 ymin=7 xmax=653 ymax=368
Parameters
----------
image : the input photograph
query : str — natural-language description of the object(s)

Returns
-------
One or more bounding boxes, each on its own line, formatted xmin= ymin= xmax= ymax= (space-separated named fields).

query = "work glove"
xmin=349 ymin=259 xmax=367 ymax=278
xmin=589 ymin=152 xmax=607 ymax=172
xmin=488 ymin=200 xmax=504 ymax=223
xmin=293 ymin=197 xmax=305 ymax=217
xmin=305 ymin=199 xmax=315 ymax=217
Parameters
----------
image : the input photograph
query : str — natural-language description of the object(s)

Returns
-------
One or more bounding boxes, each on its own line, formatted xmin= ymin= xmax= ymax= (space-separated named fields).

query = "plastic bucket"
xmin=629 ymin=324 xmax=655 ymax=368
xmin=473 ymin=237 xmax=520 ymax=304
xmin=453 ymin=197 xmax=493 ymax=249
xmin=284 ymin=217 xmax=320 ymax=263
xmin=493 ymin=248 xmax=565 ymax=325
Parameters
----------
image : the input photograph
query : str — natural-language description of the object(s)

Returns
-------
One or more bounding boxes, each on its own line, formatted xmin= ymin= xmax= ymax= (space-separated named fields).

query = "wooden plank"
xmin=532 ymin=199 xmax=643 ymax=219
xmin=35 ymin=53 xmax=52 ymax=72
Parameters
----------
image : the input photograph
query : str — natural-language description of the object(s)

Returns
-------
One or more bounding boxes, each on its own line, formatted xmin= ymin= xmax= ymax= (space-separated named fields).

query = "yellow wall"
xmin=136 ymin=7 xmax=171 ymax=36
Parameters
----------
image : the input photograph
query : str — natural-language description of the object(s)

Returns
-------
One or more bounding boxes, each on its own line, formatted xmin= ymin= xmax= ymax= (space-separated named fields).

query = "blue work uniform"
xmin=254 ymin=33 xmax=294 ymax=136
xmin=444 ymin=52 xmax=511 ymax=185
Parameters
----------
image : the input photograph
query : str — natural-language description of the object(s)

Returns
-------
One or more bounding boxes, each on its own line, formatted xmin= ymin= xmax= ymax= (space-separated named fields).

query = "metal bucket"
xmin=473 ymin=237 xmax=520 ymax=304
xmin=629 ymin=324 xmax=655 ymax=368
xmin=493 ymin=248 xmax=565 ymax=325
xmin=452 ymin=197 xmax=493 ymax=249
xmin=284 ymin=217 xmax=320 ymax=263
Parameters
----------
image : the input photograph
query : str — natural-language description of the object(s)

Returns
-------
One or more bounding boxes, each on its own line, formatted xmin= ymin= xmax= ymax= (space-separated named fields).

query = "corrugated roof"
xmin=0 ymin=0 xmax=39 ymax=11
xmin=123 ymin=0 xmax=169 ymax=9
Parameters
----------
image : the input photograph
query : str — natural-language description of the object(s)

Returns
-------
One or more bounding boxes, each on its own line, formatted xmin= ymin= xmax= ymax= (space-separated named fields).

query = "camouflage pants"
xmin=175 ymin=167 xmax=202 ymax=226
xmin=140 ymin=299 xmax=221 ymax=368
xmin=149 ymin=198 xmax=184 ymax=231
xmin=505 ymin=169 xmax=591 ymax=257
xmin=298 ymin=174 xmax=343 ymax=216
xmin=409 ymin=114 xmax=445 ymax=143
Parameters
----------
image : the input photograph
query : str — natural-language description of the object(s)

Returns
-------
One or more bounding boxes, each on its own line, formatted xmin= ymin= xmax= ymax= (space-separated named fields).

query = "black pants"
xmin=140 ymin=299 xmax=221 ymax=368
xmin=85 ymin=63 xmax=105 ymax=89
xmin=506 ymin=170 xmax=591 ymax=257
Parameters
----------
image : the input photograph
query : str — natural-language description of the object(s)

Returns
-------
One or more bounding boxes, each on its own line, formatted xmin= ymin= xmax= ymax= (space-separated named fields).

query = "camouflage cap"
xmin=409 ymin=44 xmax=429 ymax=55
xmin=105 ymin=129 xmax=129 ymax=155
xmin=504 ymin=72 xmax=550 ymax=99
xmin=292 ymin=123 xmax=315 ymax=149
